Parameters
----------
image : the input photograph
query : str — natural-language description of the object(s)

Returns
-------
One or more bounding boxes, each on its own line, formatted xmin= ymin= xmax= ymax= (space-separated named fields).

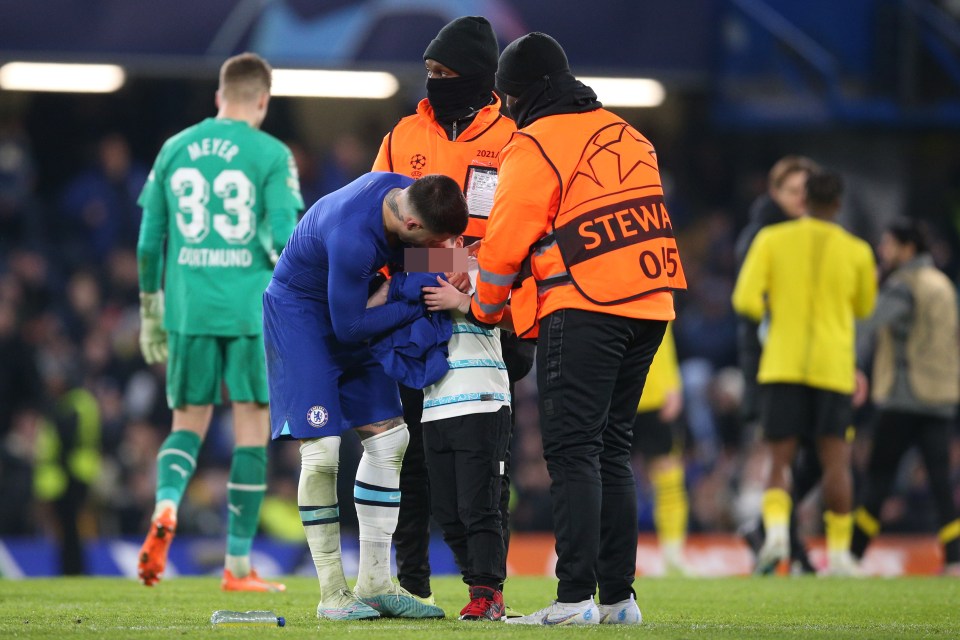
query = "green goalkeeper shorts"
xmin=166 ymin=332 xmax=269 ymax=408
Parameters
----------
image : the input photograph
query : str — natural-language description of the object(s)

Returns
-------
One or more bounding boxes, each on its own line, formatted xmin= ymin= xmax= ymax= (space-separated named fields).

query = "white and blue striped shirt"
xmin=422 ymin=270 xmax=511 ymax=422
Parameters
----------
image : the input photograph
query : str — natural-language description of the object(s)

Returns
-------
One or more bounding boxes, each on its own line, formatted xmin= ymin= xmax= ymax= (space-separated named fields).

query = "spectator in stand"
xmin=0 ymin=287 xmax=44 ymax=536
xmin=0 ymin=117 xmax=45 ymax=251
xmin=60 ymin=133 xmax=148 ymax=268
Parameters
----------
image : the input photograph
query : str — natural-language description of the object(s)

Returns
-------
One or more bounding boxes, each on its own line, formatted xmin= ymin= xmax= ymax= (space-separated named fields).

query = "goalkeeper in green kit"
xmin=136 ymin=53 xmax=303 ymax=591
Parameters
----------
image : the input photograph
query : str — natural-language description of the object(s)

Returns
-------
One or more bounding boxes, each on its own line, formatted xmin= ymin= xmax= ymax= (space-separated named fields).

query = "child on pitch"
xmin=414 ymin=240 xmax=514 ymax=621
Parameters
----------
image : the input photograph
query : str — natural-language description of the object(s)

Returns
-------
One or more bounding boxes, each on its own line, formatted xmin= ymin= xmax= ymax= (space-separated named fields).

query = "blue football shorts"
xmin=263 ymin=289 xmax=402 ymax=440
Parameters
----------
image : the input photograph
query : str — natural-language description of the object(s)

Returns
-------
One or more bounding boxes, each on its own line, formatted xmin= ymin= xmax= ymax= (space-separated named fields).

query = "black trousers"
xmin=538 ymin=309 xmax=666 ymax=604
xmin=852 ymin=410 xmax=959 ymax=563
xmin=395 ymin=384 xmax=433 ymax=597
xmin=395 ymin=392 xmax=512 ymax=596
xmin=396 ymin=340 xmax=531 ymax=596
xmin=424 ymin=407 xmax=512 ymax=589
xmin=737 ymin=317 xmax=763 ymax=425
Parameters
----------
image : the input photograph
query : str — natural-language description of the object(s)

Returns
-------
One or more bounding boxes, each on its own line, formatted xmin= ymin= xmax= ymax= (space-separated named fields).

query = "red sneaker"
xmin=458 ymin=586 xmax=504 ymax=621
xmin=137 ymin=507 xmax=176 ymax=586
xmin=221 ymin=568 xmax=287 ymax=592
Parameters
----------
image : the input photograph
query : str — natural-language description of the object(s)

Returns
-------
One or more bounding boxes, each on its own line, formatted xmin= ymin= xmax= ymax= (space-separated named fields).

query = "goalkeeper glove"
xmin=139 ymin=291 xmax=168 ymax=364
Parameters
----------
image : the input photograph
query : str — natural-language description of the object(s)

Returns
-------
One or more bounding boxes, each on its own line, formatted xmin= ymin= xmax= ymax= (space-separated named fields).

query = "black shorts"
xmin=761 ymin=383 xmax=852 ymax=441
xmin=632 ymin=410 xmax=676 ymax=458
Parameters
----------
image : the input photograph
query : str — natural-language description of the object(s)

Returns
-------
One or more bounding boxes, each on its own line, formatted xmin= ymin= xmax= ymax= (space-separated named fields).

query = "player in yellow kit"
xmin=733 ymin=171 xmax=876 ymax=576
xmin=632 ymin=324 xmax=691 ymax=575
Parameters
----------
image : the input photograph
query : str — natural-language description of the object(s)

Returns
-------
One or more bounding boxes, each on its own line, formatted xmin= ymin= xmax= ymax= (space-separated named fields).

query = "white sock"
xmin=767 ymin=523 xmax=789 ymax=550
xmin=300 ymin=437 xmax=348 ymax=600
xmin=354 ymin=425 xmax=408 ymax=594
xmin=225 ymin=554 xmax=250 ymax=577
xmin=152 ymin=499 xmax=178 ymax=522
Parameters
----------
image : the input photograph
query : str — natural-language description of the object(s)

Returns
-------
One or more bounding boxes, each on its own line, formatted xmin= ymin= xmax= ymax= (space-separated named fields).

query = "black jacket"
xmin=735 ymin=195 xmax=788 ymax=270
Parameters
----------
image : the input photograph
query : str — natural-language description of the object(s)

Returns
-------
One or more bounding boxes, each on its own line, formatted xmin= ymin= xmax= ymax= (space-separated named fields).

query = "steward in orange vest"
xmin=469 ymin=62 xmax=685 ymax=338
xmin=373 ymin=18 xmax=516 ymax=244
xmin=479 ymin=33 xmax=685 ymax=626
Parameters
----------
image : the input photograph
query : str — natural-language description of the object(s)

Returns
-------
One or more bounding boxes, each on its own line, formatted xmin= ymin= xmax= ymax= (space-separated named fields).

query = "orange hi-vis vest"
xmin=372 ymin=95 xmax=516 ymax=242
xmin=472 ymin=108 xmax=686 ymax=338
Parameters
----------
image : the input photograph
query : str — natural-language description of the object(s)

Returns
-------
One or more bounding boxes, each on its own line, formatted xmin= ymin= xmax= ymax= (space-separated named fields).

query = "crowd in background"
xmin=2 ymin=100 xmax=960 ymax=563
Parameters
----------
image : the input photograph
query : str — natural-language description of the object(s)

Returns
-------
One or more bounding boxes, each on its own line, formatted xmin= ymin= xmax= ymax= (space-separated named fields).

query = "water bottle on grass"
xmin=210 ymin=610 xmax=285 ymax=627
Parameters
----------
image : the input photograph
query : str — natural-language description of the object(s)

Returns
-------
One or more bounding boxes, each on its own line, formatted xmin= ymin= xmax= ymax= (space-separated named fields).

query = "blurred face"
xmin=425 ymin=59 xmax=459 ymax=79
xmin=770 ymin=170 xmax=808 ymax=219
xmin=412 ymin=236 xmax=468 ymax=273
xmin=99 ymin=135 xmax=131 ymax=178
xmin=878 ymin=232 xmax=912 ymax=271
xmin=68 ymin=272 xmax=100 ymax=316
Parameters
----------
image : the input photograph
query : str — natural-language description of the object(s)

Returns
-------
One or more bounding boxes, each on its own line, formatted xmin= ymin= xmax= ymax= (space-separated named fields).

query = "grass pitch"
xmin=0 ymin=575 xmax=957 ymax=639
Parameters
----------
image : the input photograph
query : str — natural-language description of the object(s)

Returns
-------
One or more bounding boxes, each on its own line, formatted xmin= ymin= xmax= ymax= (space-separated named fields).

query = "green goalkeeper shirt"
xmin=137 ymin=117 xmax=303 ymax=336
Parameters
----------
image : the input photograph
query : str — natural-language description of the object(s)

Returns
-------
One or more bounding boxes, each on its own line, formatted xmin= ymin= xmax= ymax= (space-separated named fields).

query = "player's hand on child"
xmin=423 ymin=276 xmax=471 ymax=313
xmin=139 ymin=291 xmax=168 ymax=364
xmin=445 ymin=270 xmax=471 ymax=293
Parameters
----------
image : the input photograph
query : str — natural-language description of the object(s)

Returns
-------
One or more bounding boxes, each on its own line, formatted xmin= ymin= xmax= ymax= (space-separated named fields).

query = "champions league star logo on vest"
xmin=307 ymin=405 xmax=329 ymax=428
xmin=409 ymin=153 xmax=427 ymax=178
xmin=410 ymin=153 xmax=426 ymax=171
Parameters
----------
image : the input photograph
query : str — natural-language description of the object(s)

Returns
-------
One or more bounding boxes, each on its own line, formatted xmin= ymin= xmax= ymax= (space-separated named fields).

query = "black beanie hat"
xmin=496 ymin=32 xmax=569 ymax=97
xmin=423 ymin=16 xmax=499 ymax=76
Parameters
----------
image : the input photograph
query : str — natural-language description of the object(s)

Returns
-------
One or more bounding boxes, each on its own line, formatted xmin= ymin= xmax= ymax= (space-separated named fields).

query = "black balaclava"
xmin=496 ymin=32 xmax=601 ymax=128
xmin=423 ymin=16 xmax=499 ymax=124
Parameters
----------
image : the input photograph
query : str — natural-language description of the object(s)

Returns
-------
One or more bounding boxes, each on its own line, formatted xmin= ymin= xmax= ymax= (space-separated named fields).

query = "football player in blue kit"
xmin=263 ymin=172 xmax=468 ymax=620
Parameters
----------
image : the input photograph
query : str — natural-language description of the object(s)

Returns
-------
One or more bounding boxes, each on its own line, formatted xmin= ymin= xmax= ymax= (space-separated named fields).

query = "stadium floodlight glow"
xmin=579 ymin=77 xmax=666 ymax=108
xmin=0 ymin=62 xmax=126 ymax=93
xmin=272 ymin=69 xmax=399 ymax=99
